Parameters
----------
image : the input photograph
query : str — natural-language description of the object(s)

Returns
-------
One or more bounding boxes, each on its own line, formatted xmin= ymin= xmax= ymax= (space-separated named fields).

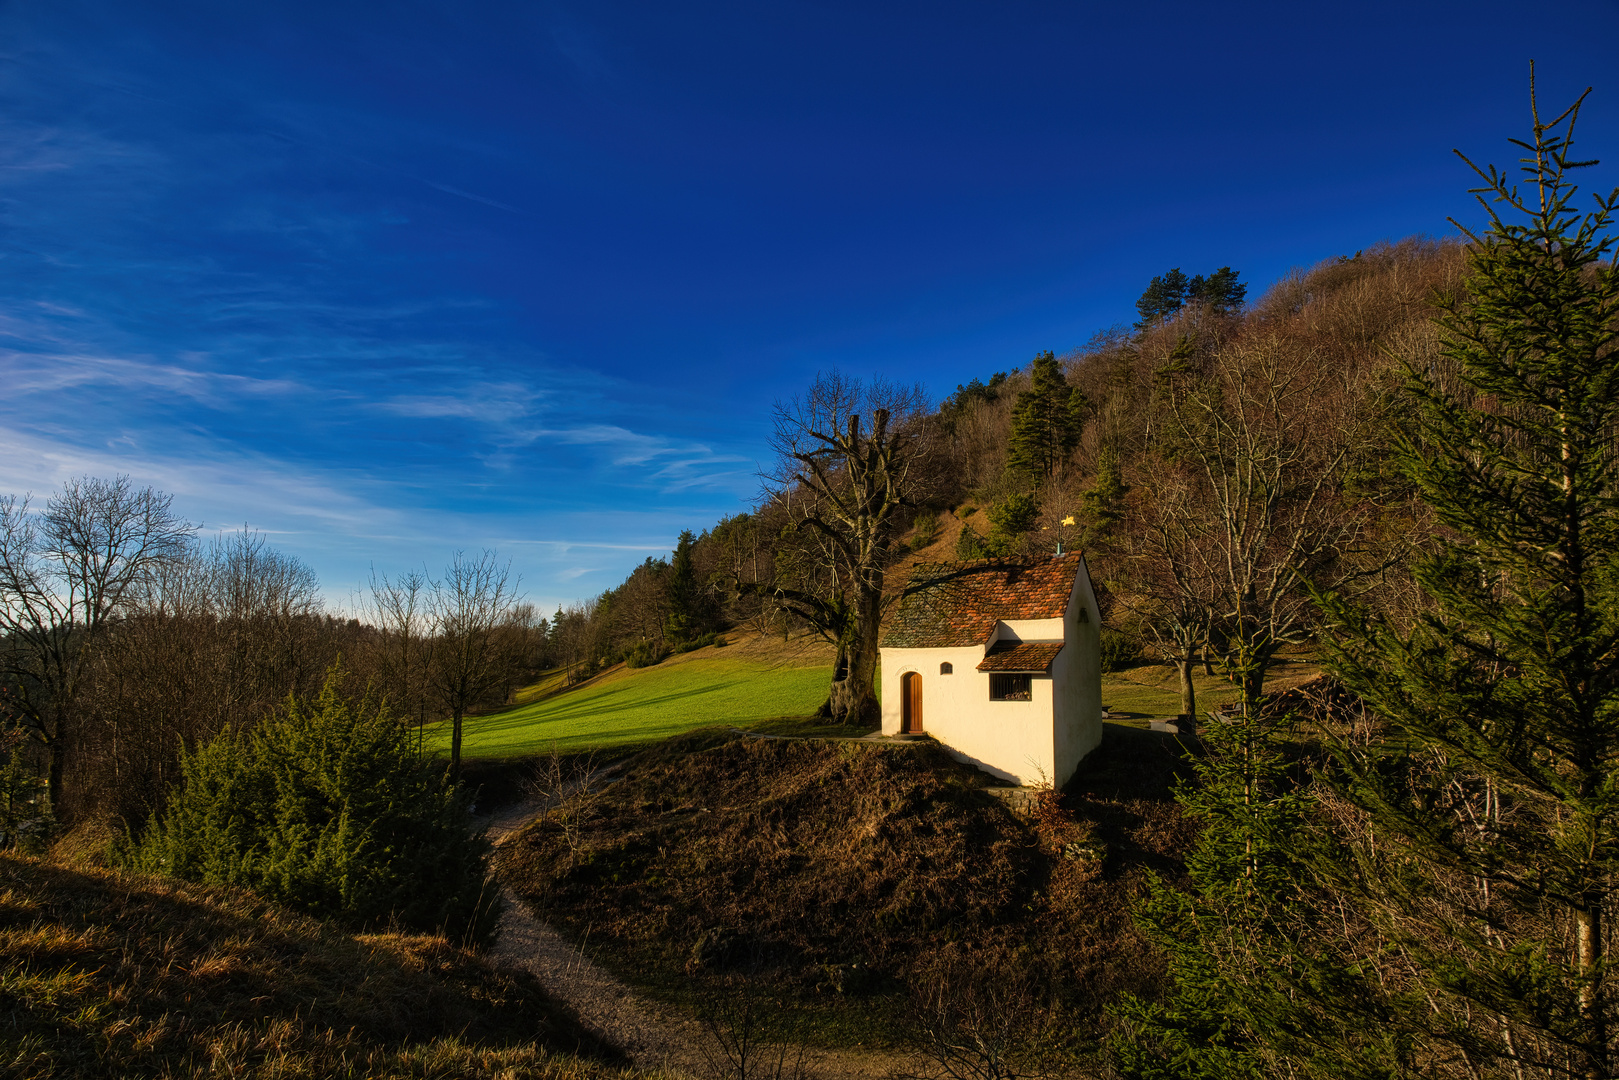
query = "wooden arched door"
xmin=901 ymin=671 xmax=923 ymax=734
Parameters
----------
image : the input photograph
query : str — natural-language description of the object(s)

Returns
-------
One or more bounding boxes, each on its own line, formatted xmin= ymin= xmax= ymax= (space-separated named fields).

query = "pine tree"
xmin=1007 ymin=351 xmax=1085 ymax=484
xmin=983 ymin=492 xmax=1041 ymax=557
xmin=1316 ymin=82 xmax=1619 ymax=1076
xmin=665 ymin=529 xmax=701 ymax=642
xmin=1186 ymin=267 xmax=1247 ymax=315
xmin=1136 ymin=269 xmax=1191 ymax=329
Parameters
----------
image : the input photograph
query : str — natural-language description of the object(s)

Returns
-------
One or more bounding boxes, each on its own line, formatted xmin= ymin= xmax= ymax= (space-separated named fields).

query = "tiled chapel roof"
xmin=977 ymin=640 xmax=1065 ymax=672
xmin=880 ymin=553 xmax=1084 ymax=649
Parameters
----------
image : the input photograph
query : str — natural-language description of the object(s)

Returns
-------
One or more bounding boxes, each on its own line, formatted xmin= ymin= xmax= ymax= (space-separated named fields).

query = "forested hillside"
xmin=562 ymin=237 xmax=1464 ymax=719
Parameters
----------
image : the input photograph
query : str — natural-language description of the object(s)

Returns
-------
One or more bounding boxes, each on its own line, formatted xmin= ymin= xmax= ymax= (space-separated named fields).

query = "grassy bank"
xmin=1099 ymin=657 xmax=1322 ymax=723
xmin=0 ymin=855 xmax=640 ymax=1079
xmin=431 ymin=647 xmax=835 ymax=760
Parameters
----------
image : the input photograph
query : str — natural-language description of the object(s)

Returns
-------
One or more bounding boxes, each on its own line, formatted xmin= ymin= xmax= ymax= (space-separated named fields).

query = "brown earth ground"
xmin=496 ymin=721 xmax=1193 ymax=1072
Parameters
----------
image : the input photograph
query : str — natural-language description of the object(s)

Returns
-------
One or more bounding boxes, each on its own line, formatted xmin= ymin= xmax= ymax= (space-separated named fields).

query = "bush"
xmin=909 ymin=511 xmax=941 ymax=551
xmin=1099 ymin=628 xmax=1142 ymax=673
xmin=0 ymin=726 xmax=52 ymax=853
xmin=673 ymin=631 xmax=724 ymax=654
xmin=127 ymin=666 xmax=501 ymax=946
xmin=624 ymin=639 xmax=672 ymax=668
xmin=955 ymin=526 xmax=988 ymax=560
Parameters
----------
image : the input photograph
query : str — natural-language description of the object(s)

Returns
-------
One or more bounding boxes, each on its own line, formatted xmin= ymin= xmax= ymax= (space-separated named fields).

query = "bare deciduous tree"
xmin=0 ymin=476 xmax=192 ymax=811
xmin=368 ymin=566 xmax=429 ymax=732
xmin=749 ymin=371 xmax=929 ymax=723
xmin=1145 ymin=333 xmax=1392 ymax=713
xmin=428 ymin=549 xmax=521 ymax=776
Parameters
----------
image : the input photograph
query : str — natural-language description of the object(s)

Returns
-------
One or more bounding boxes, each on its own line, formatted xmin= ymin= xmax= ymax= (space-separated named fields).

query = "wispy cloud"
xmin=376 ymin=381 xmax=542 ymax=422
xmin=420 ymin=180 xmax=526 ymax=215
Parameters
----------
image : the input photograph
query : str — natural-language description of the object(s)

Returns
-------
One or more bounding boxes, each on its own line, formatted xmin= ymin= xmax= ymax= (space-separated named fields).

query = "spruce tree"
xmin=132 ymin=665 xmax=501 ymax=945
xmin=1080 ymin=446 xmax=1130 ymax=546
xmin=1316 ymin=83 xmax=1619 ymax=1076
xmin=665 ymin=528 xmax=701 ymax=642
xmin=1007 ymin=351 xmax=1085 ymax=484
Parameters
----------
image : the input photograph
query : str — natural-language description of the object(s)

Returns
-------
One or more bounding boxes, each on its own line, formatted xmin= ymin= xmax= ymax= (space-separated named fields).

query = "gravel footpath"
xmin=483 ymin=800 xmax=703 ymax=1074
xmin=481 ymin=799 xmax=916 ymax=1080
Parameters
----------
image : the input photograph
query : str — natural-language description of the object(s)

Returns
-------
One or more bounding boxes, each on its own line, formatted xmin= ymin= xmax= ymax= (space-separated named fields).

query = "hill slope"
xmin=0 ymin=855 xmax=639 ymax=1079
xmin=435 ymin=630 xmax=840 ymax=760
xmin=499 ymin=723 xmax=1193 ymax=1050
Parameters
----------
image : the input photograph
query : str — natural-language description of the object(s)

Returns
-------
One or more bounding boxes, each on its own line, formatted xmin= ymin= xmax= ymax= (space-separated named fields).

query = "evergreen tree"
xmin=1007 ymin=351 xmax=1085 ymax=484
xmin=1315 ymin=84 xmax=1619 ymax=1076
xmin=1080 ymin=446 xmax=1130 ymax=546
xmin=665 ymin=529 xmax=702 ymax=642
xmin=1112 ymin=698 xmax=1406 ymax=1079
xmin=1186 ymin=267 xmax=1247 ymax=315
xmin=131 ymin=665 xmax=501 ymax=945
xmin=1136 ymin=268 xmax=1191 ymax=329
xmin=983 ymin=492 xmax=1041 ymax=557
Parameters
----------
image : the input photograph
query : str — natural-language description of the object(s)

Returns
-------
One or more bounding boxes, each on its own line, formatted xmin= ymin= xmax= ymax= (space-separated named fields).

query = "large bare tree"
xmin=428 ymin=549 xmax=521 ymax=776
xmin=752 ymin=371 xmax=929 ymax=723
xmin=0 ymin=476 xmax=193 ymax=810
xmin=1145 ymin=331 xmax=1396 ymax=714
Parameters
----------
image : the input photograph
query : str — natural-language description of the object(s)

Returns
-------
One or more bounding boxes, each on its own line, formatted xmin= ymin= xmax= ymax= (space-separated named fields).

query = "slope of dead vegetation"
xmin=499 ymin=723 xmax=1195 ymax=1050
xmin=0 ymin=855 xmax=642 ymax=1079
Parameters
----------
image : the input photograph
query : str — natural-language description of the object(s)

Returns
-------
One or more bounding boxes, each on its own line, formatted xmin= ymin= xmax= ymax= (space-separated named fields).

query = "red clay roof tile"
xmin=880 ymin=554 xmax=1083 ymax=649
xmin=976 ymin=640 xmax=1064 ymax=672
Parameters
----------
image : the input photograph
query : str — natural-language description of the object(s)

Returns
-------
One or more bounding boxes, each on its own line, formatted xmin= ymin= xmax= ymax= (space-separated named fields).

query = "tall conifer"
xmin=1008 ymin=351 xmax=1085 ymax=484
xmin=1317 ymin=80 xmax=1619 ymax=1077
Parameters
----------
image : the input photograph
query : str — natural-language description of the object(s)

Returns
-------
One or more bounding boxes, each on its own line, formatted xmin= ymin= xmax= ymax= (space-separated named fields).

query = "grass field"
xmin=1099 ymin=657 xmax=1321 ymax=724
xmin=433 ymin=630 xmax=1322 ymax=759
xmin=430 ymin=650 xmax=834 ymax=759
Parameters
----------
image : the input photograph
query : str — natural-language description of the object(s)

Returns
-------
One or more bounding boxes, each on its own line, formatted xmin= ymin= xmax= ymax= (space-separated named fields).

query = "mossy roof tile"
xmin=976 ymin=640 xmax=1065 ymax=672
xmin=880 ymin=554 xmax=1083 ymax=649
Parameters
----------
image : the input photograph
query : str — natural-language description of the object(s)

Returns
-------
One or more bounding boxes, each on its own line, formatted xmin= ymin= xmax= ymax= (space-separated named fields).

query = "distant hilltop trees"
xmin=1133 ymin=265 xmax=1246 ymax=328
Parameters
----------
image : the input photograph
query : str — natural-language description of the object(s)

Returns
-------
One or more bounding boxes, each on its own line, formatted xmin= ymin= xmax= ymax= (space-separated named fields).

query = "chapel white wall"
xmin=1049 ymin=559 xmax=1104 ymax=788
xmin=880 ymin=646 xmax=1057 ymax=785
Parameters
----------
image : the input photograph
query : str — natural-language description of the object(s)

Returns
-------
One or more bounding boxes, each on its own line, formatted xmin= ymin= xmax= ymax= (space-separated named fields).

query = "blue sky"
xmin=3 ymin=1 xmax=1618 ymax=612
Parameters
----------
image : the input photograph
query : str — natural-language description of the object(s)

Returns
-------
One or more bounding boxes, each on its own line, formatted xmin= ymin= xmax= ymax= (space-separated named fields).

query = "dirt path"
xmin=482 ymin=799 xmax=916 ymax=1079
xmin=483 ymin=799 xmax=703 ymax=1074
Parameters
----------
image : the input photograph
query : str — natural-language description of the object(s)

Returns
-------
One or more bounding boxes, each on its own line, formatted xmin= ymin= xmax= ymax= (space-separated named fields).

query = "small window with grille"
xmin=939 ymin=662 xmax=953 ymax=675
xmin=989 ymin=673 xmax=1032 ymax=701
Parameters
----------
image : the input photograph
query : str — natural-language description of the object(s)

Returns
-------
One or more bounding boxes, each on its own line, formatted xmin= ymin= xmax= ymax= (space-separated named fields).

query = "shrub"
xmin=673 ymin=630 xmax=723 ymax=654
xmin=1099 ymin=628 xmax=1142 ymax=673
xmin=955 ymin=526 xmax=988 ymax=560
xmin=909 ymin=511 xmax=941 ymax=551
xmin=0 ymin=726 xmax=52 ymax=853
xmin=624 ymin=639 xmax=672 ymax=668
xmin=128 ymin=666 xmax=501 ymax=945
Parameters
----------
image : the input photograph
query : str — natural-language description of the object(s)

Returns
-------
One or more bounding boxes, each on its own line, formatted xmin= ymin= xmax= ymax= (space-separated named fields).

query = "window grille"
xmin=939 ymin=662 xmax=953 ymax=675
xmin=990 ymin=673 xmax=1032 ymax=701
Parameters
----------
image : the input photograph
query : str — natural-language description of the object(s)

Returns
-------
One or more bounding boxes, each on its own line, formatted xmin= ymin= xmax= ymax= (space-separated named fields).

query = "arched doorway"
xmin=901 ymin=671 xmax=923 ymax=734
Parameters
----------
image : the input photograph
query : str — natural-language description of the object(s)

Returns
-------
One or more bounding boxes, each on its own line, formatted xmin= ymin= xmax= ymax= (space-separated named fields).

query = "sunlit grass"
xmin=1099 ymin=657 xmax=1321 ymax=726
xmin=430 ymin=650 xmax=834 ymax=759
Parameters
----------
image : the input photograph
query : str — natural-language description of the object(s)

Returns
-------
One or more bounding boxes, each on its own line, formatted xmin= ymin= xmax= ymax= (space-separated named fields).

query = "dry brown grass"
xmin=0 ymin=854 xmax=653 ymax=1079
xmin=499 ymin=724 xmax=1195 ymax=1050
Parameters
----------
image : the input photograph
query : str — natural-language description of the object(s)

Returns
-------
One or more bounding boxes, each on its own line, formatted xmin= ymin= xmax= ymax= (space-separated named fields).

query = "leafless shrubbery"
xmin=695 ymin=968 xmax=820 ymax=1080
xmin=524 ymin=746 xmax=610 ymax=865
xmin=897 ymin=963 xmax=1066 ymax=1080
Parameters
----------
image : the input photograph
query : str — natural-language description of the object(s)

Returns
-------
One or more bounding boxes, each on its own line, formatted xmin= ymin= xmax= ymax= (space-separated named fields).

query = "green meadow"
xmin=429 ymin=652 xmax=834 ymax=759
